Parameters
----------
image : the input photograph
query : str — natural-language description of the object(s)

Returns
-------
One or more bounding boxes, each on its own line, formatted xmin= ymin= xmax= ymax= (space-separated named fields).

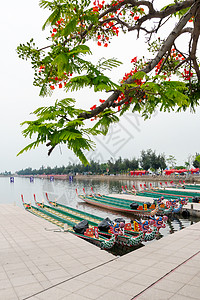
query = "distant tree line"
xmin=16 ymin=149 xmax=169 ymax=175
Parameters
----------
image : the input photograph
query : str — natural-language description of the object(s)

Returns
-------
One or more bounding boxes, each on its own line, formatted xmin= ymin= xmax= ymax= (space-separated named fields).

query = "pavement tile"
xmin=129 ymin=273 xmax=158 ymax=286
xmin=0 ymin=279 xmax=12 ymax=289
xmin=60 ymin=293 xmax=91 ymax=300
xmin=187 ymin=275 xmax=200 ymax=287
xmin=115 ymin=281 xmax=145 ymax=296
xmin=78 ymin=271 xmax=104 ymax=283
xmin=175 ymin=264 xmax=200 ymax=276
xmin=31 ymin=287 xmax=70 ymax=300
xmin=176 ymin=284 xmax=200 ymax=299
xmin=166 ymin=272 xmax=196 ymax=284
xmin=136 ymin=287 xmax=174 ymax=299
xmin=169 ymin=294 xmax=197 ymax=300
xmin=59 ymin=279 xmax=89 ymax=292
xmin=141 ymin=266 xmax=168 ymax=278
xmin=6 ymin=268 xmax=33 ymax=279
xmin=153 ymin=278 xmax=185 ymax=293
xmin=67 ymin=265 xmax=90 ymax=276
xmin=130 ymin=257 xmax=158 ymax=267
xmin=0 ymin=288 xmax=18 ymax=300
xmin=0 ymin=271 xmax=8 ymax=280
xmin=153 ymin=261 xmax=177 ymax=272
xmin=93 ymin=275 xmax=122 ymax=289
xmin=39 ymin=280 xmax=52 ymax=289
xmin=110 ymin=269 xmax=136 ymax=281
xmin=97 ymin=290 xmax=131 ymax=300
xmin=122 ymin=262 xmax=148 ymax=273
xmin=14 ymin=282 xmax=43 ymax=298
xmin=42 ymin=269 xmax=70 ymax=281
xmin=9 ymin=274 xmax=39 ymax=287
xmin=75 ymin=284 xmax=110 ymax=299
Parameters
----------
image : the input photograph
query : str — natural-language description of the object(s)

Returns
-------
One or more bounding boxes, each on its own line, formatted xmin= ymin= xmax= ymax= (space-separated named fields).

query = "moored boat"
xmin=77 ymin=189 xmax=162 ymax=217
xmin=21 ymin=195 xmax=116 ymax=250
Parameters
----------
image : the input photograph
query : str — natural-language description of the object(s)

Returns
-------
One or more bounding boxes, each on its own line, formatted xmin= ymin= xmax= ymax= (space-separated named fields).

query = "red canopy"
xmin=130 ymin=170 xmax=146 ymax=176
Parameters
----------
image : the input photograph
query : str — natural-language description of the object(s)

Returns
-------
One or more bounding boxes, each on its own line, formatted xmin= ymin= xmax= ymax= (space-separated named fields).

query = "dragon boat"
xmin=123 ymin=184 xmax=193 ymax=202
xmin=34 ymin=195 xmax=144 ymax=247
xmin=90 ymin=188 xmax=176 ymax=215
xmin=138 ymin=186 xmax=197 ymax=200
xmin=45 ymin=193 xmax=168 ymax=243
xmin=84 ymin=188 xmax=188 ymax=215
xmin=21 ymin=195 xmax=116 ymax=250
xmin=76 ymin=188 xmax=164 ymax=217
xmin=36 ymin=194 xmax=159 ymax=247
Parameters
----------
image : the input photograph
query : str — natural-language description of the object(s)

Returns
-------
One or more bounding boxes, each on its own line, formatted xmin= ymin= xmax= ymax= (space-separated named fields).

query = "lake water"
xmin=1 ymin=176 xmax=199 ymax=241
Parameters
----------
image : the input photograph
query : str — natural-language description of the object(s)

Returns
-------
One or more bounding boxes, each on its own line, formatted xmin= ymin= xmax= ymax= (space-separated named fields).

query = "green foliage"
xmin=17 ymin=98 xmax=101 ymax=165
xmin=93 ymin=109 xmax=119 ymax=135
xmin=17 ymin=0 xmax=200 ymax=164
xmin=140 ymin=149 xmax=166 ymax=171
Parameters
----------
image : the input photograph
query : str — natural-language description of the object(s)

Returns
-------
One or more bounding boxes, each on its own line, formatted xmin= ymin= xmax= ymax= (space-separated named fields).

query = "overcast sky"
xmin=0 ymin=1 xmax=199 ymax=173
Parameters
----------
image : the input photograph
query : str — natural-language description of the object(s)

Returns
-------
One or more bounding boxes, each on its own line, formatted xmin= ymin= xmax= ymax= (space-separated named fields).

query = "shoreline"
xmin=13 ymin=174 xmax=200 ymax=183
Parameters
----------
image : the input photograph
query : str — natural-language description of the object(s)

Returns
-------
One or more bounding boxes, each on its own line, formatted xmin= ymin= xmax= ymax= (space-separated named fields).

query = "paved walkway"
xmin=0 ymin=204 xmax=200 ymax=299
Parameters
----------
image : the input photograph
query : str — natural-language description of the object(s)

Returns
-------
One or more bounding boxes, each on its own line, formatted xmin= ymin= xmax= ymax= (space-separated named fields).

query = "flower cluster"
xmin=51 ymin=18 xmax=65 ymax=38
xmin=90 ymin=104 xmax=97 ymax=110
xmin=93 ymin=0 xmax=105 ymax=12
xmin=155 ymin=49 xmax=185 ymax=76
xmin=181 ymin=69 xmax=193 ymax=81
xmin=97 ymin=34 xmax=109 ymax=47
xmin=155 ymin=58 xmax=164 ymax=75
xmin=48 ymin=73 xmax=73 ymax=90
xmin=170 ymin=48 xmax=185 ymax=61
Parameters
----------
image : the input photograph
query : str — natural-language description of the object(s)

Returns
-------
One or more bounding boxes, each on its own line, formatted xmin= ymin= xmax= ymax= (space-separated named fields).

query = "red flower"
xmin=131 ymin=57 xmax=137 ymax=63
xmin=90 ymin=105 xmax=97 ymax=110
xmin=53 ymin=28 xmax=57 ymax=33
xmin=59 ymin=83 xmax=62 ymax=88
xmin=104 ymin=43 xmax=108 ymax=47
xmin=99 ymin=99 xmax=105 ymax=103
xmin=134 ymin=16 xmax=139 ymax=21
xmin=97 ymin=35 xmax=101 ymax=39
xmin=50 ymin=85 xmax=55 ymax=90
xmin=97 ymin=41 xmax=101 ymax=46
xmin=93 ymin=6 xmax=99 ymax=12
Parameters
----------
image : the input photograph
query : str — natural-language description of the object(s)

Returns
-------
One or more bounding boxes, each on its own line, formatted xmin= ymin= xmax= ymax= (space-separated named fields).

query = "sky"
xmin=0 ymin=1 xmax=199 ymax=173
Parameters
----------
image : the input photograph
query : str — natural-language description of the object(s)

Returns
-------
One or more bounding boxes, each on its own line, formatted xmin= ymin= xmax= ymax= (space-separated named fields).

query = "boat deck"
xmin=0 ymin=204 xmax=200 ymax=300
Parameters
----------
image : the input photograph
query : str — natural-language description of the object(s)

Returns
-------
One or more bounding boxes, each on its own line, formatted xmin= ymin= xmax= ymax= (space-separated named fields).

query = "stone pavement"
xmin=0 ymin=204 xmax=200 ymax=300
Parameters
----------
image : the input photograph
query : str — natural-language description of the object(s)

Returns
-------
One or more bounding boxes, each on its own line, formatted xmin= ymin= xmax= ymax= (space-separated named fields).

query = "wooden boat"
xmin=83 ymin=187 xmax=188 ymax=215
xmin=90 ymin=188 xmax=175 ymax=215
xmin=138 ymin=188 xmax=196 ymax=200
xmin=35 ymin=195 xmax=151 ymax=247
xmin=45 ymin=193 xmax=167 ymax=243
xmin=33 ymin=195 xmax=153 ymax=248
xmin=76 ymin=189 xmax=164 ymax=217
xmin=21 ymin=195 xmax=116 ymax=250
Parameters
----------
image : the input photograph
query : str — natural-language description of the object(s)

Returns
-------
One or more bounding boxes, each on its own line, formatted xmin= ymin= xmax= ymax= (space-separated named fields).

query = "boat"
xmin=81 ymin=187 xmax=188 ymax=215
xmin=21 ymin=195 xmax=116 ymax=250
xmin=45 ymin=193 xmax=168 ymax=243
xmin=138 ymin=186 xmax=197 ymax=200
xmin=91 ymin=188 xmax=176 ymax=215
xmin=76 ymin=189 xmax=166 ymax=217
xmin=39 ymin=194 xmax=159 ymax=247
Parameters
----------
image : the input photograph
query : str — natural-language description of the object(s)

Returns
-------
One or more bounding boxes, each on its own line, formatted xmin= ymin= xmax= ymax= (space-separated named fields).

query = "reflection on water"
xmin=0 ymin=176 xmax=199 ymax=252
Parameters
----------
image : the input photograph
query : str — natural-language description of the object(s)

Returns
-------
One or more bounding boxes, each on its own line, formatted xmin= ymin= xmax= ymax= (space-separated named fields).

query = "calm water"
xmin=1 ymin=176 xmax=199 ymax=240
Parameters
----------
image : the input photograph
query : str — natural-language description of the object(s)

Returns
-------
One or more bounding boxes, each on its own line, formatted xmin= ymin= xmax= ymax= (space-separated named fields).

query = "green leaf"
xmin=62 ymin=17 xmax=78 ymax=36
